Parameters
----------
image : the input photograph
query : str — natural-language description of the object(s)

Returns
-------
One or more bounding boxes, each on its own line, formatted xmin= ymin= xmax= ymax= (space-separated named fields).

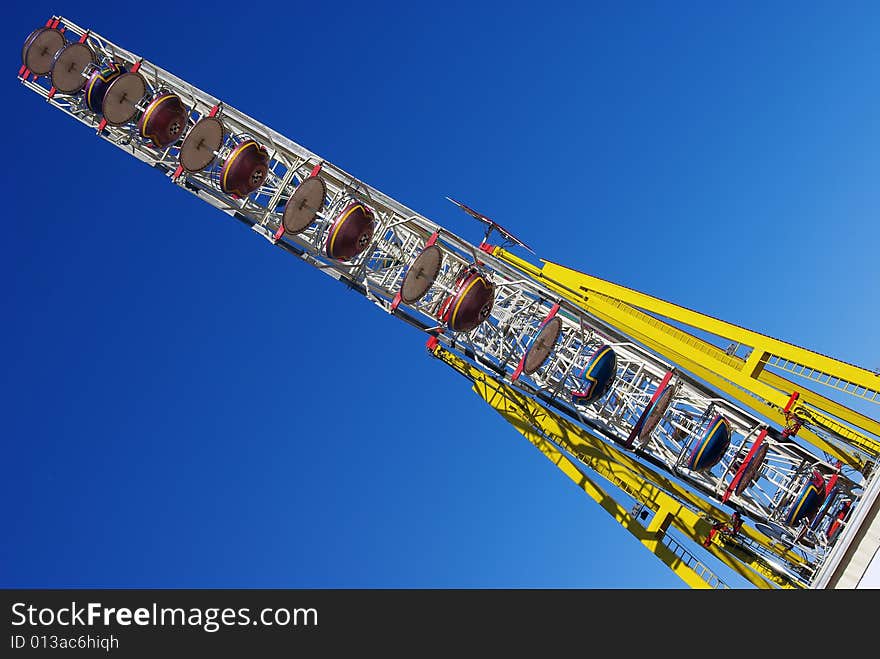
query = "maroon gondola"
xmin=325 ymin=202 xmax=376 ymax=261
xmin=440 ymin=267 xmax=495 ymax=333
xmin=220 ymin=138 xmax=269 ymax=197
xmin=137 ymin=92 xmax=189 ymax=148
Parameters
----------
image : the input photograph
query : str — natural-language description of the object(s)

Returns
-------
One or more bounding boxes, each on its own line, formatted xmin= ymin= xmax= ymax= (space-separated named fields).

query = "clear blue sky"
xmin=3 ymin=2 xmax=879 ymax=589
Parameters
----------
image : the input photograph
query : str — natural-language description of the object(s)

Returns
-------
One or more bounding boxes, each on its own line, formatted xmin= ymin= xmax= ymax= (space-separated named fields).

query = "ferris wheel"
xmin=18 ymin=14 xmax=880 ymax=589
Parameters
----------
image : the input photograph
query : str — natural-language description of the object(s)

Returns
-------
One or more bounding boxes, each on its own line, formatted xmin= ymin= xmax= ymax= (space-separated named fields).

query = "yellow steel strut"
xmin=429 ymin=343 xmax=804 ymax=589
xmin=488 ymin=248 xmax=880 ymax=472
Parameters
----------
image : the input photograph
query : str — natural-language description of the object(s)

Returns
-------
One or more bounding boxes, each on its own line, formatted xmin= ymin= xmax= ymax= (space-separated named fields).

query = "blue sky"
xmin=3 ymin=2 xmax=879 ymax=589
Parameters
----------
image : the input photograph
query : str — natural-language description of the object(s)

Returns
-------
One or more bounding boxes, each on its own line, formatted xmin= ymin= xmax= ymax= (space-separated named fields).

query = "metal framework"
xmin=17 ymin=14 xmax=880 ymax=589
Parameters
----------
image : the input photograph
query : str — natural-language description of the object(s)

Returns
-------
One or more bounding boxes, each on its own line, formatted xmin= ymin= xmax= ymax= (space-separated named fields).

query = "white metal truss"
xmin=19 ymin=14 xmax=876 ymax=586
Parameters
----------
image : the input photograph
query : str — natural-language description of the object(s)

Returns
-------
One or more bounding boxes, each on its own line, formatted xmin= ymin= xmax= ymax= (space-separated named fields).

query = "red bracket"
xmin=273 ymin=225 xmax=285 ymax=242
xmin=723 ymin=429 xmax=767 ymax=502
xmin=310 ymin=161 xmax=323 ymax=178
xmin=509 ymin=360 xmax=526 ymax=384
xmin=780 ymin=391 xmax=802 ymax=438
xmin=130 ymin=59 xmax=142 ymax=74
xmin=730 ymin=512 xmax=743 ymax=536
xmin=96 ymin=118 xmax=108 ymax=132
xmin=208 ymin=104 xmax=220 ymax=118
xmin=426 ymin=336 xmax=440 ymax=352
xmin=825 ymin=461 xmax=843 ymax=496
xmin=437 ymin=295 xmax=454 ymax=324
xmin=47 ymin=87 xmax=57 ymax=100
xmin=702 ymin=521 xmax=723 ymax=548
xmin=702 ymin=512 xmax=742 ymax=547
xmin=827 ymin=500 xmax=851 ymax=540
xmin=78 ymin=31 xmax=89 ymax=44
xmin=171 ymin=165 xmax=184 ymax=181
xmin=478 ymin=242 xmax=494 ymax=254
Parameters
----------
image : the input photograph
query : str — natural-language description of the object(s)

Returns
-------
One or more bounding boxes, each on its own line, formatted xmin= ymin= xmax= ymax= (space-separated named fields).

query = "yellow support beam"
xmin=497 ymin=409 xmax=725 ymax=589
xmin=540 ymin=260 xmax=880 ymax=402
xmin=430 ymin=344 xmax=803 ymax=589
xmin=758 ymin=370 xmax=880 ymax=440
xmin=572 ymin=292 xmax=868 ymax=468
xmin=581 ymin=287 xmax=879 ymax=461
xmin=489 ymin=247 xmax=878 ymax=469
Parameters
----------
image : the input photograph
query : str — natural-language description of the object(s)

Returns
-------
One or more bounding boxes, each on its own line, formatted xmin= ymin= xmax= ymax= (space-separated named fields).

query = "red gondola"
xmin=137 ymin=91 xmax=189 ymax=148
xmin=439 ymin=266 xmax=495 ymax=333
xmin=219 ymin=137 xmax=269 ymax=197
xmin=325 ymin=202 xmax=376 ymax=261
